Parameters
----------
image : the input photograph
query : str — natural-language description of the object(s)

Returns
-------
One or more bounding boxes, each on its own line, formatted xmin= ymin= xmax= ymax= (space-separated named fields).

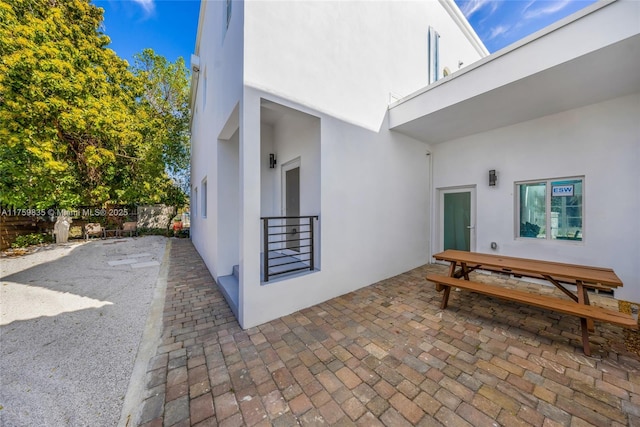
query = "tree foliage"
xmin=131 ymin=48 xmax=191 ymax=203
xmin=0 ymin=0 xmax=190 ymax=209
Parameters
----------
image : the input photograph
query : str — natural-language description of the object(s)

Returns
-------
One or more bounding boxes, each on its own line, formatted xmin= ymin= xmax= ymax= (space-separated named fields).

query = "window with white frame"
xmin=428 ymin=26 xmax=440 ymax=84
xmin=516 ymin=177 xmax=584 ymax=241
xmin=226 ymin=0 xmax=232 ymax=30
xmin=201 ymin=178 xmax=207 ymax=218
xmin=193 ymin=187 xmax=198 ymax=220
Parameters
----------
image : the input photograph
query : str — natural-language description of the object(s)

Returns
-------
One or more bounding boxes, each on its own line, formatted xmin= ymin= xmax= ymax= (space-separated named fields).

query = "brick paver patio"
xmin=137 ymin=239 xmax=640 ymax=426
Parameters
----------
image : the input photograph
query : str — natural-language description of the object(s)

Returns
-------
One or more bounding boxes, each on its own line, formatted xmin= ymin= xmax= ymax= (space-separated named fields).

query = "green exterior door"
xmin=442 ymin=190 xmax=473 ymax=251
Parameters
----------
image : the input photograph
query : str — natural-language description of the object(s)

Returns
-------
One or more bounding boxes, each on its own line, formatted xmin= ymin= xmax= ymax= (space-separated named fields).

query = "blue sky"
xmin=454 ymin=0 xmax=598 ymax=52
xmin=93 ymin=0 xmax=201 ymax=65
xmin=93 ymin=0 xmax=598 ymax=66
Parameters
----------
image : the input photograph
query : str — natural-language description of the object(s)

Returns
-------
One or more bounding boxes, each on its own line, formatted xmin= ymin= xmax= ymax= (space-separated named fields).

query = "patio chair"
xmin=85 ymin=223 xmax=104 ymax=240
xmin=120 ymin=221 xmax=138 ymax=237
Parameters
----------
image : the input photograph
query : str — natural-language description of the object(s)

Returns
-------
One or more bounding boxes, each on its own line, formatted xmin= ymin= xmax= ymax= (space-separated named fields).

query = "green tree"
xmin=0 ymin=0 xmax=190 ymax=209
xmin=0 ymin=0 xmax=139 ymax=207
xmin=129 ymin=48 xmax=191 ymax=207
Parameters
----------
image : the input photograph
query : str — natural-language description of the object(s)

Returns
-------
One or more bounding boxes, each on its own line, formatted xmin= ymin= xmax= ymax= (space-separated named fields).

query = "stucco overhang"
xmin=389 ymin=0 xmax=640 ymax=144
xmin=188 ymin=0 xmax=207 ymax=124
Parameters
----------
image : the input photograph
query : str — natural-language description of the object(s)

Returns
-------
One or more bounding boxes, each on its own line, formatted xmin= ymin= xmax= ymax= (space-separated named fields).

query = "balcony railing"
xmin=261 ymin=215 xmax=319 ymax=282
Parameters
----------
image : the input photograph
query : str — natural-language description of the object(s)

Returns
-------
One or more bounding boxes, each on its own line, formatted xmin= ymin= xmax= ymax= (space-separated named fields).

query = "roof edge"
xmin=189 ymin=1 xmax=207 ymax=118
xmin=390 ymin=0 xmax=618 ymax=109
xmin=439 ymin=0 xmax=489 ymax=58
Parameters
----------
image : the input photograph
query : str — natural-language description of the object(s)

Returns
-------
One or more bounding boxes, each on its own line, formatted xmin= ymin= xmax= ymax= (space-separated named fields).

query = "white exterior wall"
xmin=234 ymin=1 xmax=484 ymax=327
xmin=190 ymin=0 xmax=486 ymax=328
xmin=190 ymin=1 xmax=244 ymax=280
xmin=244 ymin=88 xmax=432 ymax=327
xmin=217 ymin=131 xmax=240 ymax=277
xmin=431 ymin=93 xmax=640 ymax=302
xmin=244 ymin=0 xmax=484 ymax=130
xmin=260 ymin=123 xmax=276 ymax=215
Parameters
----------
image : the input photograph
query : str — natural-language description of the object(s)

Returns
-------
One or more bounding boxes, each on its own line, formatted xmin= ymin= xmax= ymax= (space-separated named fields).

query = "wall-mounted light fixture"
xmin=489 ymin=169 xmax=497 ymax=186
xmin=190 ymin=54 xmax=200 ymax=73
xmin=269 ymin=153 xmax=277 ymax=169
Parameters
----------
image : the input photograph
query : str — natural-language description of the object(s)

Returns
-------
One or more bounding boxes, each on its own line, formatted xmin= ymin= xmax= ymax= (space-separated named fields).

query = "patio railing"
xmin=261 ymin=215 xmax=318 ymax=282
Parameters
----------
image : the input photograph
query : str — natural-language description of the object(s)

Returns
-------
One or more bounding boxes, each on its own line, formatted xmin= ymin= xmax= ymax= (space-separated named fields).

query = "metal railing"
xmin=261 ymin=215 xmax=318 ymax=282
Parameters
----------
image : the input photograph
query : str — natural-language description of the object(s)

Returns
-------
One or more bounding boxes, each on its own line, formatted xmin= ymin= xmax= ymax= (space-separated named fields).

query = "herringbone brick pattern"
xmin=138 ymin=239 xmax=640 ymax=426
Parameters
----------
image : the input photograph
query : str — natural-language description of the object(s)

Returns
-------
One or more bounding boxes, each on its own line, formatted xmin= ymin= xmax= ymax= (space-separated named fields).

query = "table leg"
xmin=577 ymin=281 xmax=595 ymax=332
xmin=542 ymin=275 xmax=578 ymax=302
xmin=461 ymin=262 xmax=470 ymax=280
xmin=447 ymin=261 xmax=456 ymax=277
xmin=436 ymin=262 xmax=457 ymax=292
xmin=580 ymin=317 xmax=591 ymax=356
xmin=441 ymin=286 xmax=451 ymax=309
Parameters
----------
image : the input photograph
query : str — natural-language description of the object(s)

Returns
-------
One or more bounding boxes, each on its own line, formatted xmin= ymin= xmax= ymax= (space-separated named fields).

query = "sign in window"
xmin=517 ymin=177 xmax=583 ymax=241
xmin=552 ymin=185 xmax=574 ymax=197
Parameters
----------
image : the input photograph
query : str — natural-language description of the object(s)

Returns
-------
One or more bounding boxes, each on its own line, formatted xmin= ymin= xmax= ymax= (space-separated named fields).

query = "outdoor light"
xmin=489 ymin=169 xmax=497 ymax=186
xmin=269 ymin=153 xmax=277 ymax=169
xmin=190 ymin=54 xmax=200 ymax=73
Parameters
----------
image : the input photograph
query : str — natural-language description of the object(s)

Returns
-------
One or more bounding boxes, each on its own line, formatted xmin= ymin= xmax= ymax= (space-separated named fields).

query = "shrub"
xmin=137 ymin=228 xmax=171 ymax=237
xmin=174 ymin=229 xmax=190 ymax=238
xmin=11 ymin=233 xmax=54 ymax=248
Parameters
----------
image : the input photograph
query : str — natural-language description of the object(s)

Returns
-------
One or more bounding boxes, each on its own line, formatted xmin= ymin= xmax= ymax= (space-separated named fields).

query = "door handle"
xmin=466 ymin=226 xmax=475 ymax=229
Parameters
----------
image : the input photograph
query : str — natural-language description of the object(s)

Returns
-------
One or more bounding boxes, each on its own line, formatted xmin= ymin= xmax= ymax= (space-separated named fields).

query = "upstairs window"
xmin=226 ymin=0 xmax=232 ymax=30
xmin=428 ymin=26 xmax=440 ymax=84
xmin=193 ymin=187 xmax=198 ymax=220
xmin=517 ymin=177 xmax=584 ymax=241
xmin=201 ymin=179 xmax=208 ymax=218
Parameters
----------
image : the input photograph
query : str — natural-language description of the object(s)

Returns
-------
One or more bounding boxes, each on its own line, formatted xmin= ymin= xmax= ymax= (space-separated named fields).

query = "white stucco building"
xmin=190 ymin=0 xmax=640 ymax=329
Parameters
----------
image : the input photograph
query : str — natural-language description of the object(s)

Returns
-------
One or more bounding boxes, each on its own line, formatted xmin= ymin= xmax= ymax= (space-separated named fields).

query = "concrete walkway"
xmin=0 ymin=236 xmax=167 ymax=427
xmin=137 ymin=239 xmax=640 ymax=426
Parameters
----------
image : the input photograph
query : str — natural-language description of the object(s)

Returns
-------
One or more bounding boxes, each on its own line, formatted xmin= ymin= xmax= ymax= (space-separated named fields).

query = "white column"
xmin=238 ymin=89 xmax=262 ymax=328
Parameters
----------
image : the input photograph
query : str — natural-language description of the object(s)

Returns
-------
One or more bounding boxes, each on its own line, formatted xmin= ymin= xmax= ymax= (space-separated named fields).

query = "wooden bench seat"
xmin=426 ymin=274 xmax=637 ymax=355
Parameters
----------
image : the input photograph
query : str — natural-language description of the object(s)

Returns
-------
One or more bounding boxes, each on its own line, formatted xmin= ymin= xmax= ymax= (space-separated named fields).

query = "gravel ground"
xmin=0 ymin=236 xmax=168 ymax=427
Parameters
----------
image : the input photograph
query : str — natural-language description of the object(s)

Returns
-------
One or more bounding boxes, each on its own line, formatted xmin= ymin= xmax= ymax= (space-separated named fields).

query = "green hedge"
xmin=11 ymin=233 xmax=54 ymax=248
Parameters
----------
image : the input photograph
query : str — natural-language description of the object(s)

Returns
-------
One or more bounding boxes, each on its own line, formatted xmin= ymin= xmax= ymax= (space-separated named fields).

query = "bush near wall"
xmin=0 ymin=215 xmax=45 ymax=250
xmin=11 ymin=233 xmax=54 ymax=248
xmin=137 ymin=227 xmax=172 ymax=237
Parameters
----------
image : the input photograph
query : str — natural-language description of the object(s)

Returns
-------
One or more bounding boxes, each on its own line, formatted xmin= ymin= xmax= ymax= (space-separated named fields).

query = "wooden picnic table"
xmin=433 ymin=249 xmax=622 ymax=298
xmin=427 ymin=250 xmax=634 ymax=355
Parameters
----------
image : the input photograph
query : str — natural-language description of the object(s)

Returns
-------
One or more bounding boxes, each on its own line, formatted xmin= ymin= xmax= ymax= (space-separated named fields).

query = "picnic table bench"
xmin=119 ymin=221 xmax=138 ymax=237
xmin=427 ymin=250 xmax=637 ymax=356
xmin=84 ymin=222 xmax=138 ymax=239
xmin=85 ymin=223 xmax=104 ymax=239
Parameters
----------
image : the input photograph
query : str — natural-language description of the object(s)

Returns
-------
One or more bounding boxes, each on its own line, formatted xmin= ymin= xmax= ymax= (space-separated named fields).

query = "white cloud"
xmin=488 ymin=24 xmax=510 ymax=40
xmin=460 ymin=0 xmax=499 ymax=19
xmin=523 ymin=0 xmax=571 ymax=19
xmin=133 ymin=0 xmax=155 ymax=15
